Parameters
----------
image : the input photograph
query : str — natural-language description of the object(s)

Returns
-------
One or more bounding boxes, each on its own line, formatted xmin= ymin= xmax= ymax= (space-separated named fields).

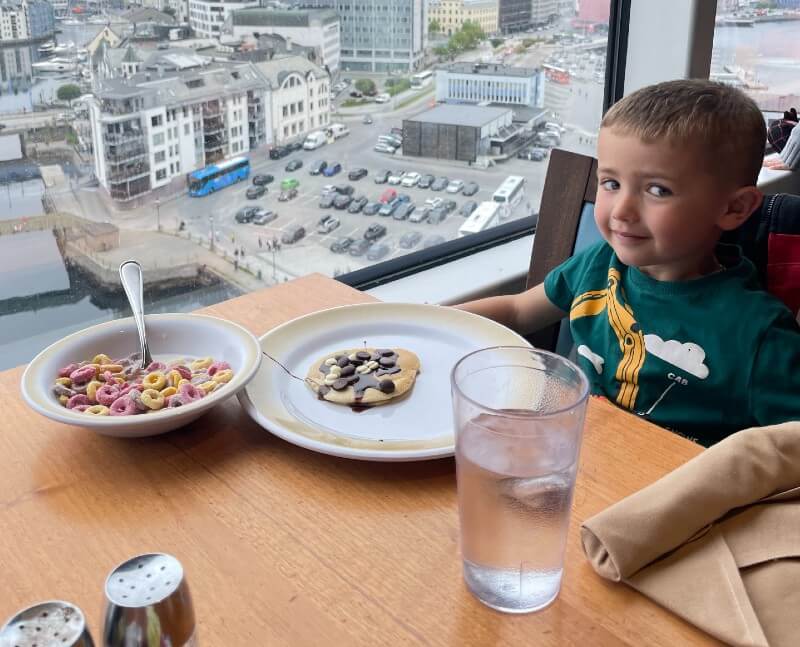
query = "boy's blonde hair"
xmin=601 ymin=79 xmax=766 ymax=187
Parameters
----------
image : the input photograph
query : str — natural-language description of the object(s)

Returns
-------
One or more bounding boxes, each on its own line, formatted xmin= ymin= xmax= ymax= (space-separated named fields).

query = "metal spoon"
xmin=119 ymin=260 xmax=153 ymax=370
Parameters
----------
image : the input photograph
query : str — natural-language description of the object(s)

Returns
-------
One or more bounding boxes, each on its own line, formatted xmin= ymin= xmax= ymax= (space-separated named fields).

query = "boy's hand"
xmin=454 ymin=283 xmax=566 ymax=335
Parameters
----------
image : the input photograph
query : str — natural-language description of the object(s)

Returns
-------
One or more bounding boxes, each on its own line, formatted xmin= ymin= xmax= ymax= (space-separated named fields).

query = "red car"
xmin=379 ymin=188 xmax=397 ymax=204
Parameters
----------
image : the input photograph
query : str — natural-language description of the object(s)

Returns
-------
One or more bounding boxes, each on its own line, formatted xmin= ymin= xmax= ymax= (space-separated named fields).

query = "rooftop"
xmin=405 ymin=104 xmax=511 ymax=128
xmin=437 ymin=62 xmax=538 ymax=78
xmin=230 ymin=7 xmax=339 ymax=27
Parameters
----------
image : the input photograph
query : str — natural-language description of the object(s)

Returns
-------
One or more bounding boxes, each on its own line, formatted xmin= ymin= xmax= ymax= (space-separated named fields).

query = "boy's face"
xmin=595 ymin=127 xmax=746 ymax=281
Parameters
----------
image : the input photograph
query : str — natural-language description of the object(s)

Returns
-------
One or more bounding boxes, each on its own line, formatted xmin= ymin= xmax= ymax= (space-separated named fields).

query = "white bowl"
xmin=21 ymin=313 xmax=262 ymax=438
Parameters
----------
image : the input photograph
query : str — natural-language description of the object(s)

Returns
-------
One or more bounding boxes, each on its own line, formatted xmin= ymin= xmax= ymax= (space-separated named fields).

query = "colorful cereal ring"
xmin=207 ymin=361 xmax=231 ymax=377
xmin=212 ymin=369 xmax=234 ymax=384
xmin=86 ymin=380 xmax=103 ymax=401
xmin=167 ymin=370 xmax=183 ymax=388
xmin=190 ymin=357 xmax=212 ymax=371
xmin=92 ymin=354 xmax=112 ymax=366
xmin=67 ymin=394 xmax=90 ymax=409
xmin=146 ymin=361 xmax=167 ymax=372
xmin=199 ymin=380 xmax=218 ymax=395
xmin=53 ymin=383 xmax=75 ymax=398
xmin=167 ymin=394 xmax=184 ymax=408
xmin=58 ymin=363 xmax=79 ymax=378
xmin=69 ymin=365 xmax=97 ymax=385
xmin=172 ymin=365 xmax=192 ymax=380
xmin=178 ymin=383 xmax=203 ymax=402
xmin=109 ymin=395 xmax=138 ymax=416
xmin=161 ymin=386 xmax=177 ymax=398
xmin=140 ymin=389 xmax=166 ymax=411
xmin=55 ymin=377 xmax=72 ymax=387
xmin=143 ymin=371 xmax=167 ymax=391
xmin=95 ymin=384 xmax=121 ymax=406
xmin=86 ymin=405 xmax=110 ymax=416
xmin=127 ymin=389 xmax=149 ymax=412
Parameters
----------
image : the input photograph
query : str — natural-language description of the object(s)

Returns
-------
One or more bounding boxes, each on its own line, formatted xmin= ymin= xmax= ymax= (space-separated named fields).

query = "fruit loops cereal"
xmin=53 ymin=352 xmax=233 ymax=416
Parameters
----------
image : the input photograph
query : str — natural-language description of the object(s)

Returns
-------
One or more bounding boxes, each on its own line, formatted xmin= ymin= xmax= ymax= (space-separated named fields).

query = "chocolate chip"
xmin=337 ymin=356 xmax=350 ymax=368
xmin=346 ymin=374 xmax=360 ymax=384
xmin=356 ymin=351 xmax=371 ymax=361
xmin=350 ymin=358 xmax=364 ymax=366
xmin=379 ymin=357 xmax=395 ymax=368
xmin=376 ymin=367 xmax=401 ymax=376
xmin=332 ymin=378 xmax=349 ymax=390
xmin=318 ymin=385 xmax=330 ymax=395
xmin=378 ymin=379 xmax=395 ymax=393
xmin=378 ymin=349 xmax=395 ymax=357
xmin=340 ymin=365 xmax=355 ymax=377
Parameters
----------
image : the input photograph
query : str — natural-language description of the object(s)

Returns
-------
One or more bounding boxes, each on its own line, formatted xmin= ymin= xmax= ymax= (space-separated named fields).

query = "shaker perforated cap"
xmin=104 ymin=553 xmax=184 ymax=608
xmin=0 ymin=600 xmax=93 ymax=647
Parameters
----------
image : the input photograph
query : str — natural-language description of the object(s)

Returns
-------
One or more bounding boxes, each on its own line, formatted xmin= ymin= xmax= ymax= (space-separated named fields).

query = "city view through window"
xmin=3 ymin=0 xmax=607 ymax=369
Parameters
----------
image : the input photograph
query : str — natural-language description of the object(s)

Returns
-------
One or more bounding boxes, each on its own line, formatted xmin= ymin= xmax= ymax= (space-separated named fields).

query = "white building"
xmin=225 ymin=8 xmax=340 ymax=74
xmin=89 ymin=58 xmax=270 ymax=202
xmin=0 ymin=0 xmax=54 ymax=42
xmin=530 ymin=0 xmax=558 ymax=25
xmin=188 ymin=0 xmax=258 ymax=39
xmin=435 ymin=62 xmax=543 ymax=108
xmin=253 ymin=54 xmax=330 ymax=144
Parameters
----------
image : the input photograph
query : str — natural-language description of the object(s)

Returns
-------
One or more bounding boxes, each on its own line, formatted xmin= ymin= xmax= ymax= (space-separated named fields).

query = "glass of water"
xmin=451 ymin=346 xmax=589 ymax=614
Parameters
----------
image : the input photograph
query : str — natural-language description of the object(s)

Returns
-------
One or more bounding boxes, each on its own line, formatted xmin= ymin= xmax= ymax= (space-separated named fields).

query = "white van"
xmin=328 ymin=123 xmax=350 ymax=139
xmin=303 ymin=131 xmax=327 ymax=150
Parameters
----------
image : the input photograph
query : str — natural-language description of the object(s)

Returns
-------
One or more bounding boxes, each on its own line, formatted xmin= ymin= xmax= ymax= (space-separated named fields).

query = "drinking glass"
xmin=451 ymin=346 xmax=589 ymax=613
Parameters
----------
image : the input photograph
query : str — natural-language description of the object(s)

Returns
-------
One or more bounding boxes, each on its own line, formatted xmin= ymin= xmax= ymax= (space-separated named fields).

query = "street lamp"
xmin=155 ymin=198 xmax=161 ymax=231
xmin=209 ymin=214 xmax=215 ymax=252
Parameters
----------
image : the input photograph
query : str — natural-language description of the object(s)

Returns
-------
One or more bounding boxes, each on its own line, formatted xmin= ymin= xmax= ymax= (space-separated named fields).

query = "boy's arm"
xmin=749 ymin=313 xmax=800 ymax=426
xmin=454 ymin=283 xmax=567 ymax=335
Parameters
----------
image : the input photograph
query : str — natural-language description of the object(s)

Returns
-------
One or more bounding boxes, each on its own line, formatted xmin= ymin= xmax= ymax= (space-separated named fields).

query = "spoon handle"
xmin=119 ymin=260 xmax=154 ymax=368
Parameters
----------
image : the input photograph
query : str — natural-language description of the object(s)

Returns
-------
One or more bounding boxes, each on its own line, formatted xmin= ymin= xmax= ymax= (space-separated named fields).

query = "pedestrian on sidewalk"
xmin=258 ymin=237 xmax=263 ymax=249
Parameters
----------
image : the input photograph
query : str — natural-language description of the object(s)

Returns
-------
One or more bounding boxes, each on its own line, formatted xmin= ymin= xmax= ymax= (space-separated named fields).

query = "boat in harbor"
xmin=32 ymin=57 xmax=76 ymax=72
xmin=37 ymin=41 xmax=56 ymax=54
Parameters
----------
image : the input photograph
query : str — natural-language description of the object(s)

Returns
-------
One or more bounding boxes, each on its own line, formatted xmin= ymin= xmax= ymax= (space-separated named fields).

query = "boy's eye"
xmin=647 ymin=185 xmax=672 ymax=197
xmin=600 ymin=179 xmax=619 ymax=191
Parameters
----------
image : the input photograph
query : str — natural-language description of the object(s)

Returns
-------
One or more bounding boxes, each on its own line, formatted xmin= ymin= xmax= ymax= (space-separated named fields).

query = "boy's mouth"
xmin=611 ymin=230 xmax=649 ymax=244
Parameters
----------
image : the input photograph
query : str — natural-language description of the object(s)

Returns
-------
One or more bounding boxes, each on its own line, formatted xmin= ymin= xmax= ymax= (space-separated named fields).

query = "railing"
xmin=105 ymin=145 xmax=147 ymax=163
xmin=202 ymin=104 xmax=222 ymax=117
xmin=107 ymin=164 xmax=150 ymax=183
xmin=104 ymin=131 xmax=144 ymax=145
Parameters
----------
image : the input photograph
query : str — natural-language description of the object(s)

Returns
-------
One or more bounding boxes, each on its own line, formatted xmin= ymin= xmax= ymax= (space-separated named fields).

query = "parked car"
xmin=462 ymin=181 xmax=479 ymax=196
xmin=374 ymin=93 xmax=391 ymax=103
xmin=393 ymin=202 xmax=415 ymax=221
xmin=269 ymin=146 xmax=290 ymax=159
xmin=399 ymin=231 xmax=423 ymax=249
xmin=246 ymin=185 xmax=266 ymax=199
xmin=400 ymin=171 xmax=420 ymax=187
xmin=319 ymin=194 xmax=335 ymax=208
xmin=378 ymin=188 xmax=396 ymax=203
xmin=397 ymin=193 xmax=411 ymax=203
xmin=427 ymin=207 xmax=448 ymax=224
xmin=287 ymin=140 xmax=303 ymax=152
xmin=446 ymin=179 xmax=464 ymax=194
xmin=333 ymin=193 xmax=353 ymax=209
xmin=309 ymin=160 xmax=327 ymax=175
xmin=364 ymin=223 xmax=387 ymax=241
xmin=459 ymin=200 xmax=478 ymax=217
xmin=252 ymin=209 xmax=277 ymax=225
xmin=418 ymin=174 xmax=435 ymax=189
xmin=387 ymin=171 xmax=403 ymax=185
xmin=367 ymin=243 xmax=392 ymax=261
xmin=363 ymin=201 xmax=381 ymax=216
xmin=317 ymin=214 xmax=340 ymax=234
xmin=349 ymin=90 xmax=363 ymax=98
xmin=330 ymin=236 xmax=355 ymax=253
xmin=334 ymin=184 xmax=354 ymax=195
xmin=348 ymin=196 xmax=368 ymax=213
xmin=373 ymin=169 xmax=391 ymax=184
xmin=281 ymin=177 xmax=299 ymax=191
xmin=443 ymin=200 xmax=457 ymax=213
xmin=431 ymin=176 xmax=449 ymax=191
xmin=408 ymin=207 xmax=429 ymax=224
xmin=278 ymin=188 xmax=298 ymax=201
xmin=348 ymin=167 xmax=368 ymax=181
xmin=423 ymin=234 xmax=447 ymax=249
xmin=349 ymin=238 xmax=372 ymax=257
xmin=374 ymin=143 xmax=396 ymax=154
xmin=390 ymin=126 xmax=403 ymax=136
xmin=362 ymin=114 xmax=373 ymax=125
xmin=252 ymin=174 xmax=274 ymax=186
xmin=285 ymin=159 xmax=303 ymax=171
xmin=281 ymin=224 xmax=306 ymax=244
xmin=424 ymin=197 xmax=444 ymax=209
xmin=379 ymin=198 xmax=400 ymax=217
xmin=323 ymin=162 xmax=342 ymax=177
xmin=234 ymin=206 xmax=258 ymax=223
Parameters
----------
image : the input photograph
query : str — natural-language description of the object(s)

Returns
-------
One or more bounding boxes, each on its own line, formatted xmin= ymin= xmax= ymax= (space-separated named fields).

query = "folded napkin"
xmin=581 ymin=422 xmax=800 ymax=647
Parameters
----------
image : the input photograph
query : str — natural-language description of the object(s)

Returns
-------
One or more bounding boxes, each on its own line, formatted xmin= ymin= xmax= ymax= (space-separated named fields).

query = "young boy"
xmin=458 ymin=79 xmax=800 ymax=446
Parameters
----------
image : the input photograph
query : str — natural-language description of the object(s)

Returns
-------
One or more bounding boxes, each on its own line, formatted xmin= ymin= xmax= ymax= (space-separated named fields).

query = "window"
xmin=152 ymin=133 xmax=165 ymax=146
xmin=283 ymin=105 xmax=288 ymax=117
xmin=151 ymin=115 xmax=163 ymax=127
xmin=184 ymin=123 xmax=190 ymax=135
xmin=155 ymin=168 xmax=167 ymax=180
xmin=154 ymin=151 xmax=166 ymax=163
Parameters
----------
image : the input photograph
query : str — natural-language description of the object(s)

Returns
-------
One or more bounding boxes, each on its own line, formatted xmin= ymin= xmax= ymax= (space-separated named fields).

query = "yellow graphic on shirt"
xmin=569 ymin=268 xmax=646 ymax=410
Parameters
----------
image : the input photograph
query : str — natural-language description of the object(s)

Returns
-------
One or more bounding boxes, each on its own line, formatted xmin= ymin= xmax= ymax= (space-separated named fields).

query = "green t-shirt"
xmin=544 ymin=241 xmax=800 ymax=446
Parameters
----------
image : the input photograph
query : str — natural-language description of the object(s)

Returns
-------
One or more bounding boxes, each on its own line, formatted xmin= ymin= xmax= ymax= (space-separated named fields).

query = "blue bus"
xmin=188 ymin=157 xmax=250 ymax=197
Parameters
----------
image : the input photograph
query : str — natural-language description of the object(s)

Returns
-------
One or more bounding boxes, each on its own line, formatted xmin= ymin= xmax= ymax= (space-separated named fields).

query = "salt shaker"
xmin=102 ymin=553 xmax=197 ymax=647
xmin=0 ymin=600 xmax=94 ymax=647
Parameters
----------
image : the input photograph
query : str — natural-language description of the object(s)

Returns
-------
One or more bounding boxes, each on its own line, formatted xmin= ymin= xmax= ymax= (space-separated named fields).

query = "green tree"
xmin=433 ymin=45 xmax=450 ymax=59
xmin=428 ymin=18 xmax=441 ymax=34
xmin=57 ymin=83 xmax=81 ymax=106
xmin=355 ymin=78 xmax=376 ymax=95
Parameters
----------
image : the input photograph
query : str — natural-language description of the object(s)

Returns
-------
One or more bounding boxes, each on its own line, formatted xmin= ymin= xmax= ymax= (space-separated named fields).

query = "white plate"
xmin=238 ymin=303 xmax=530 ymax=461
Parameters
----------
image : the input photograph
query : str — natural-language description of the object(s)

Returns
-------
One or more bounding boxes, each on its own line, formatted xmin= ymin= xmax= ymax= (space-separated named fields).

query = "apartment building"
xmin=435 ymin=62 xmax=543 ymax=108
xmin=89 ymin=60 xmax=270 ymax=202
xmin=0 ymin=0 xmax=54 ymax=43
xmin=254 ymin=54 xmax=330 ymax=144
xmin=428 ymin=0 xmax=498 ymax=37
xmin=225 ymin=8 xmax=340 ymax=73
xmin=529 ymin=0 xmax=557 ymax=25
xmin=188 ymin=0 xmax=258 ymax=38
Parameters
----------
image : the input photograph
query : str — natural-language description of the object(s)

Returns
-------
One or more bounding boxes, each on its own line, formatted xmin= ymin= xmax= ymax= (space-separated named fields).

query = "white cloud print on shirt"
xmin=643 ymin=334 xmax=710 ymax=380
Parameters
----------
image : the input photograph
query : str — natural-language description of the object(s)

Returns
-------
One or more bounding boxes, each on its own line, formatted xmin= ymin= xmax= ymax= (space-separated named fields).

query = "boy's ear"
xmin=717 ymin=186 xmax=763 ymax=231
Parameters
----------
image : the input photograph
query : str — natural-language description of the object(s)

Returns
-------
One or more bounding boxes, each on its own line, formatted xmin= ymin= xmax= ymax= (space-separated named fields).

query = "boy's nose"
xmin=611 ymin=194 xmax=639 ymax=223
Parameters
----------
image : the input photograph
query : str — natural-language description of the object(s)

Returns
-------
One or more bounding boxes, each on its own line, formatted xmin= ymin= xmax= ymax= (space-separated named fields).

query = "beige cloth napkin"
xmin=581 ymin=421 xmax=800 ymax=647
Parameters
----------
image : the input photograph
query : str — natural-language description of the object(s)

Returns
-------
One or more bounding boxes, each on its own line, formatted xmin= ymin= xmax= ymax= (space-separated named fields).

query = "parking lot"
xmin=170 ymin=114 xmax=554 ymax=278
